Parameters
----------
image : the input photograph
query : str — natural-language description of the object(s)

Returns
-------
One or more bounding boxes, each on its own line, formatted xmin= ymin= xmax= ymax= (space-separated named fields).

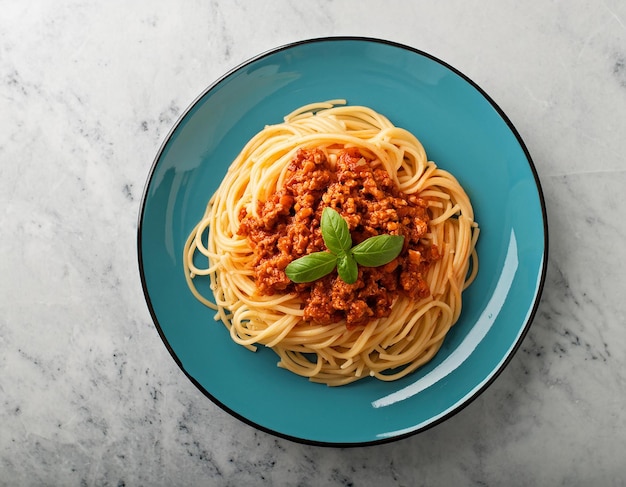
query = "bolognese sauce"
xmin=237 ymin=147 xmax=440 ymax=327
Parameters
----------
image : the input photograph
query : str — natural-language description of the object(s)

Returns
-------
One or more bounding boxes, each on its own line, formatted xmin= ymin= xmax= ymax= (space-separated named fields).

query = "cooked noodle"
xmin=183 ymin=101 xmax=479 ymax=386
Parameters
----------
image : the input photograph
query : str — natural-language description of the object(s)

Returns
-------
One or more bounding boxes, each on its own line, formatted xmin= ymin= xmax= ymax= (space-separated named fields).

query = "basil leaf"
xmin=351 ymin=234 xmax=405 ymax=267
xmin=337 ymin=252 xmax=358 ymax=284
xmin=285 ymin=252 xmax=337 ymax=283
xmin=321 ymin=207 xmax=352 ymax=254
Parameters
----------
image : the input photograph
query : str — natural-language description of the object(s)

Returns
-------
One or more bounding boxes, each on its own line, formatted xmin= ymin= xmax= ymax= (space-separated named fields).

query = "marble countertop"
xmin=2 ymin=1 xmax=626 ymax=485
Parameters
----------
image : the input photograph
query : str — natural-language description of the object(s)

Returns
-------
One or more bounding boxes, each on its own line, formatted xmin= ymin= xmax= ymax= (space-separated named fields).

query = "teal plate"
xmin=138 ymin=37 xmax=547 ymax=446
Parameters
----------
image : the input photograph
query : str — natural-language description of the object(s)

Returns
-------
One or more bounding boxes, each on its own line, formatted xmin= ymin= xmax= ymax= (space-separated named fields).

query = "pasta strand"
xmin=183 ymin=101 xmax=478 ymax=386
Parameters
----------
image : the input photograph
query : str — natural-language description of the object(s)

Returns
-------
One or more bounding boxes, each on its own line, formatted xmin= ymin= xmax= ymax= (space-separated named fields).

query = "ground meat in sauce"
xmin=237 ymin=147 xmax=440 ymax=328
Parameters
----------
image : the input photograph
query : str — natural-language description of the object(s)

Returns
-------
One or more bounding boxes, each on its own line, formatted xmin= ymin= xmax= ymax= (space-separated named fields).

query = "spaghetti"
xmin=183 ymin=101 xmax=479 ymax=386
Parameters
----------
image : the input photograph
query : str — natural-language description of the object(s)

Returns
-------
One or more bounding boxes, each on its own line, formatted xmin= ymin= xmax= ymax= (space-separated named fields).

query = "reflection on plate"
xmin=138 ymin=37 xmax=547 ymax=446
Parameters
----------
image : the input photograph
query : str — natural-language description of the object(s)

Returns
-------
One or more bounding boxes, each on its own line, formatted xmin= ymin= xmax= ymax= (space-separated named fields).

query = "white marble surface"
xmin=1 ymin=0 xmax=626 ymax=485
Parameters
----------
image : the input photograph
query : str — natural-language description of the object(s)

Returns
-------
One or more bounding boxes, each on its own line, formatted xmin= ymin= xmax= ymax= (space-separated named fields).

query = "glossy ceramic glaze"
xmin=138 ymin=37 xmax=547 ymax=446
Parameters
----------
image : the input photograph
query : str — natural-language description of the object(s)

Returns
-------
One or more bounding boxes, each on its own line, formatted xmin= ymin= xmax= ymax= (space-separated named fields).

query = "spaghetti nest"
xmin=183 ymin=101 xmax=479 ymax=386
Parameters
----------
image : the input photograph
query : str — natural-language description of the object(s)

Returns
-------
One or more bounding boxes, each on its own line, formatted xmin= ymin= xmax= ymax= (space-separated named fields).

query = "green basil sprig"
xmin=285 ymin=207 xmax=404 ymax=284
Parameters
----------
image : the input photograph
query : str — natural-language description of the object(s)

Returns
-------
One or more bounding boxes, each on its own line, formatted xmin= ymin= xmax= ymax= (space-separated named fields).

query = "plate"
xmin=138 ymin=37 xmax=547 ymax=446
